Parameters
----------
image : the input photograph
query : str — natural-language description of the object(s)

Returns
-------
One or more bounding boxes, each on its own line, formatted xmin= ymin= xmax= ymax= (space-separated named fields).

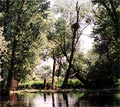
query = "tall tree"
xmin=61 ymin=2 xmax=81 ymax=88
xmin=87 ymin=0 xmax=120 ymax=88
xmin=0 ymin=0 xmax=50 ymax=92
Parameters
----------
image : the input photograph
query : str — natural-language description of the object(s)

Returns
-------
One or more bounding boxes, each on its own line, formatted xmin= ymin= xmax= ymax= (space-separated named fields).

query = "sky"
xmin=79 ymin=25 xmax=94 ymax=53
xmin=49 ymin=0 xmax=91 ymax=6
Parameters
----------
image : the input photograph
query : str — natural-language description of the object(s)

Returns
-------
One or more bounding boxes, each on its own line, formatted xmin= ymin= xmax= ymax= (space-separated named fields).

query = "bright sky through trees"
xmin=80 ymin=25 xmax=93 ymax=53
xmin=49 ymin=0 xmax=93 ymax=53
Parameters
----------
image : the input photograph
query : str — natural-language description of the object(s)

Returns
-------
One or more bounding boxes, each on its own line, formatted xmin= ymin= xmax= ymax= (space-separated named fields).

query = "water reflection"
xmin=0 ymin=90 xmax=120 ymax=107
xmin=52 ymin=93 xmax=55 ymax=107
xmin=9 ymin=93 xmax=17 ymax=105
xmin=74 ymin=91 xmax=120 ymax=107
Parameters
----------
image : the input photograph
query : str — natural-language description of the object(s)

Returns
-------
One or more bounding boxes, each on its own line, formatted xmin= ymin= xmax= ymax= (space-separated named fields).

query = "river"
xmin=0 ymin=90 xmax=120 ymax=107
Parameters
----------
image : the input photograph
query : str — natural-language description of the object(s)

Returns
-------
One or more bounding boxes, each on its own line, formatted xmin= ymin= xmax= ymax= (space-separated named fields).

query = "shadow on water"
xmin=0 ymin=90 xmax=120 ymax=107
xmin=0 ymin=93 xmax=34 ymax=107
xmin=74 ymin=90 xmax=120 ymax=107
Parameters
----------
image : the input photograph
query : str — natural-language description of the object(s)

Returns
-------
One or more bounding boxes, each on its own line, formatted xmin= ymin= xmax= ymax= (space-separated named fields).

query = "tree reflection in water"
xmin=9 ymin=93 xmax=17 ymax=105
xmin=57 ymin=93 xmax=62 ymax=107
xmin=52 ymin=93 xmax=55 ymax=107
xmin=74 ymin=90 xmax=120 ymax=107
xmin=62 ymin=93 xmax=69 ymax=107
xmin=0 ymin=90 xmax=119 ymax=107
xmin=44 ymin=93 xmax=46 ymax=101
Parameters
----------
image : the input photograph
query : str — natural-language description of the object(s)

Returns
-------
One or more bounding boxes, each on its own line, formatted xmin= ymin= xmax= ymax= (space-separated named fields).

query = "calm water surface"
xmin=0 ymin=90 xmax=120 ymax=107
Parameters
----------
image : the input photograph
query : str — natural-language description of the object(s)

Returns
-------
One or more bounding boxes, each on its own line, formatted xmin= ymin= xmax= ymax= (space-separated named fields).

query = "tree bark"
xmin=74 ymin=72 xmax=89 ymax=88
xmin=57 ymin=57 xmax=62 ymax=77
xmin=44 ymin=79 xmax=46 ymax=89
xmin=61 ymin=27 xmax=77 ymax=89
xmin=6 ymin=37 xmax=17 ymax=92
xmin=52 ymin=49 xmax=56 ymax=89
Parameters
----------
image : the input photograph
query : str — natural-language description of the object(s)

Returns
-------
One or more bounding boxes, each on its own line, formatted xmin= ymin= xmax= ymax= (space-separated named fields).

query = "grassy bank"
xmin=18 ymin=78 xmax=84 ymax=90
xmin=18 ymin=78 xmax=120 ymax=90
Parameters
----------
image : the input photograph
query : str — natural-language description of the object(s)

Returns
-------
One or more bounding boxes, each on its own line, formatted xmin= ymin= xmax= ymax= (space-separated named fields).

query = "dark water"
xmin=0 ymin=90 xmax=120 ymax=107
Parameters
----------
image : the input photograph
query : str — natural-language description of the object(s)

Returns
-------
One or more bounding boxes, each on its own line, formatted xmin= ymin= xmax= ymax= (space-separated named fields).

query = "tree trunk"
xmin=74 ymin=72 xmax=89 ymax=88
xmin=61 ymin=66 xmax=71 ymax=89
xmin=4 ymin=0 xmax=22 ymax=92
xmin=10 ymin=78 xmax=18 ymax=91
xmin=44 ymin=79 xmax=46 ymax=89
xmin=6 ymin=37 xmax=17 ymax=92
xmin=61 ymin=2 xmax=80 ymax=89
xmin=52 ymin=49 xmax=56 ymax=89
xmin=71 ymin=64 xmax=90 ymax=88
xmin=57 ymin=57 xmax=62 ymax=77
xmin=61 ymin=29 xmax=77 ymax=89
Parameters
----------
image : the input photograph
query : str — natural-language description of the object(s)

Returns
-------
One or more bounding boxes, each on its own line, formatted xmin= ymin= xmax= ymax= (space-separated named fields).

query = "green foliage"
xmin=47 ymin=17 xmax=72 ymax=77
xmin=48 ymin=17 xmax=72 ymax=54
xmin=0 ymin=35 xmax=8 ymax=61
xmin=87 ymin=0 xmax=120 ymax=88
xmin=55 ymin=78 xmax=64 ymax=87
xmin=1 ymin=0 xmax=119 ymax=90
xmin=67 ymin=79 xmax=84 ymax=88
xmin=18 ymin=80 xmax=44 ymax=89
xmin=0 ymin=33 xmax=8 ymax=85
xmin=115 ymin=93 xmax=120 ymax=100
xmin=0 ymin=0 xmax=50 ymax=89
xmin=18 ymin=80 xmax=51 ymax=89
xmin=114 ymin=79 xmax=120 ymax=87
xmin=50 ymin=1 xmax=93 ymax=89
xmin=73 ymin=52 xmax=89 ymax=73
xmin=87 ymin=59 xmax=115 ymax=88
xmin=18 ymin=78 xmax=84 ymax=89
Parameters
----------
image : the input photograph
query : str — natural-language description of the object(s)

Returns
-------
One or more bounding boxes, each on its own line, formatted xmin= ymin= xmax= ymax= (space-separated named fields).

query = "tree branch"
xmin=92 ymin=9 xmax=112 ymax=26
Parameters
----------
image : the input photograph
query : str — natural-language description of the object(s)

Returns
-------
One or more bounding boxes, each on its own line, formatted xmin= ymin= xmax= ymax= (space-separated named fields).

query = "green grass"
xmin=18 ymin=80 xmax=44 ymax=89
xmin=18 ymin=78 xmax=84 ymax=90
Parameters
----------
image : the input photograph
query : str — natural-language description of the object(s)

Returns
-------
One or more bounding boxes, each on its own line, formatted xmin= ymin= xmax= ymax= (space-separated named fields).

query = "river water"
xmin=0 ymin=90 xmax=120 ymax=107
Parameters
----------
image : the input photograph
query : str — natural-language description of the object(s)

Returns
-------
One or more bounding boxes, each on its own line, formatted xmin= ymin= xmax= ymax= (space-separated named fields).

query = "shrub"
xmin=18 ymin=80 xmax=43 ymax=89
xmin=67 ymin=79 xmax=83 ymax=88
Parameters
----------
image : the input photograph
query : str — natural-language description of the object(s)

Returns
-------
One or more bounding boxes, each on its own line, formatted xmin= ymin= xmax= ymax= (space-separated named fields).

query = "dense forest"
xmin=0 ymin=0 xmax=120 ymax=95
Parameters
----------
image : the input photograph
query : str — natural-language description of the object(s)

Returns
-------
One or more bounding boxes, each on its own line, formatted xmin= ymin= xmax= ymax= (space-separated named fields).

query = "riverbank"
xmin=10 ymin=88 xmax=120 ymax=94
xmin=18 ymin=79 xmax=120 ymax=91
xmin=10 ymin=89 xmax=83 ymax=94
